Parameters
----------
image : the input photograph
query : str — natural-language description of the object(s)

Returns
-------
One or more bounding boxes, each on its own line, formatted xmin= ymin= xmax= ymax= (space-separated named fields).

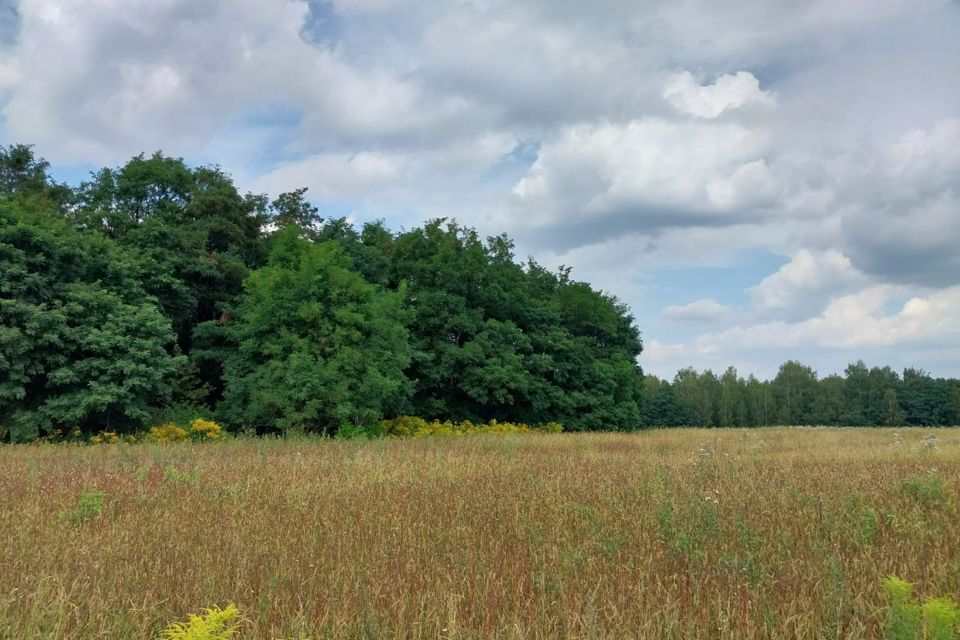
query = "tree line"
xmin=641 ymin=361 xmax=960 ymax=427
xmin=2 ymin=145 xmax=957 ymax=442
xmin=0 ymin=145 xmax=642 ymax=441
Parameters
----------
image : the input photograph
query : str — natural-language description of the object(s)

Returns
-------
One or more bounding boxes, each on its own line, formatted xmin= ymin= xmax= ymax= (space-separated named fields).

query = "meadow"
xmin=1 ymin=428 xmax=958 ymax=639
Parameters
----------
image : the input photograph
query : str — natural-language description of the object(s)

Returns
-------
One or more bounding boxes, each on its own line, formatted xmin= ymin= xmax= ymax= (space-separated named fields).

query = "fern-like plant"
xmin=922 ymin=597 xmax=960 ymax=640
xmin=158 ymin=604 xmax=241 ymax=640
xmin=882 ymin=576 xmax=960 ymax=640
xmin=883 ymin=576 xmax=921 ymax=640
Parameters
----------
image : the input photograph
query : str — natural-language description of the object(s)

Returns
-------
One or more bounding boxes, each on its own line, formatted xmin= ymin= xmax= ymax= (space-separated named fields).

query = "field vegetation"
xmin=2 ymin=427 xmax=959 ymax=639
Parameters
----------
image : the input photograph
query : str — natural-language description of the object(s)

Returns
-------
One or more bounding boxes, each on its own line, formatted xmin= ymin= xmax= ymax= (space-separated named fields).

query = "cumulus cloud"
xmin=749 ymin=249 xmax=869 ymax=319
xmin=840 ymin=119 xmax=960 ymax=287
xmin=0 ymin=0 xmax=476 ymax=163
xmin=507 ymin=117 xmax=780 ymax=247
xmin=662 ymin=71 xmax=775 ymax=119
xmin=699 ymin=285 xmax=960 ymax=352
xmin=0 ymin=0 xmax=957 ymax=377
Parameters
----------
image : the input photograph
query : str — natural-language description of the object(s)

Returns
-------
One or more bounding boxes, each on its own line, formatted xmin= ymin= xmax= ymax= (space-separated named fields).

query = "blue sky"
xmin=1 ymin=0 xmax=958 ymax=379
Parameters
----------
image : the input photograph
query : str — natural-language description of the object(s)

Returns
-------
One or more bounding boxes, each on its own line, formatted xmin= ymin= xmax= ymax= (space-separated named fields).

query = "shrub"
xmin=61 ymin=490 xmax=106 ymax=525
xmin=147 ymin=419 xmax=224 ymax=443
xmin=378 ymin=416 xmax=563 ymax=437
xmin=188 ymin=418 xmax=225 ymax=441
xmin=89 ymin=431 xmax=120 ymax=444
xmin=149 ymin=422 xmax=189 ymax=443
xmin=899 ymin=474 xmax=947 ymax=505
xmin=922 ymin=598 xmax=960 ymax=640
xmin=157 ymin=604 xmax=241 ymax=640
xmin=882 ymin=576 xmax=960 ymax=640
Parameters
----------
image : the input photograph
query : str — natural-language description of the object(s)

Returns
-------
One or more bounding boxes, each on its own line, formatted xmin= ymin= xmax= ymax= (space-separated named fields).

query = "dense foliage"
xmin=0 ymin=145 xmax=643 ymax=440
xmin=642 ymin=361 xmax=960 ymax=427
xmin=1 ymin=145 xmax=957 ymax=441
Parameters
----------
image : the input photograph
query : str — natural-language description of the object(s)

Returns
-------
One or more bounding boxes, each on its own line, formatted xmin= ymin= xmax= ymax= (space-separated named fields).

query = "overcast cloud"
xmin=1 ymin=0 xmax=957 ymax=379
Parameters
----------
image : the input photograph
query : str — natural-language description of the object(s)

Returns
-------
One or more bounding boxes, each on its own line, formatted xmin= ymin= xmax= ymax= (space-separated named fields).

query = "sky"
xmin=0 ymin=0 xmax=958 ymax=380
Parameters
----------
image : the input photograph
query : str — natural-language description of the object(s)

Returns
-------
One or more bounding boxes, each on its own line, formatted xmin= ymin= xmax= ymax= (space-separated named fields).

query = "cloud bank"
xmin=1 ymin=0 xmax=957 ymax=378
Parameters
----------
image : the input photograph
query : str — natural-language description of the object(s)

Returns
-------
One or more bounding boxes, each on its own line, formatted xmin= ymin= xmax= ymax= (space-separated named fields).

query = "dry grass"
xmin=1 ymin=428 xmax=959 ymax=639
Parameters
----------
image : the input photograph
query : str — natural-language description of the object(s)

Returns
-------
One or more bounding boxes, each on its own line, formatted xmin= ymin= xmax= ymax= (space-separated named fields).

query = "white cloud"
xmin=660 ymin=298 xmax=733 ymax=324
xmin=0 ymin=0 xmax=958 ymax=378
xmin=0 ymin=0 xmax=472 ymax=164
xmin=700 ymin=285 xmax=960 ymax=352
xmin=644 ymin=340 xmax=695 ymax=366
xmin=662 ymin=71 xmax=775 ymax=119
xmin=251 ymin=150 xmax=402 ymax=200
xmin=251 ymin=132 xmax=517 ymax=209
xmin=839 ymin=119 xmax=960 ymax=287
xmin=886 ymin=118 xmax=960 ymax=182
xmin=506 ymin=116 xmax=779 ymax=245
xmin=749 ymin=249 xmax=868 ymax=317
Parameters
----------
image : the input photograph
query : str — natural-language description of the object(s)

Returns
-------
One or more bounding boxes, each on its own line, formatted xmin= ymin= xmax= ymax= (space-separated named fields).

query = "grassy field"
xmin=1 ymin=428 xmax=958 ymax=639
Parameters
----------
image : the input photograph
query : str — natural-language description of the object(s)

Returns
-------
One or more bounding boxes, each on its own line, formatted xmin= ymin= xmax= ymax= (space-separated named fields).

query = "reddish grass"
xmin=1 ymin=427 xmax=958 ymax=638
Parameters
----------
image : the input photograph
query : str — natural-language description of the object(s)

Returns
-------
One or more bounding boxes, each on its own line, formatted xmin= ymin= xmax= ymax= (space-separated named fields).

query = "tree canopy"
xmin=0 ymin=145 xmax=646 ymax=440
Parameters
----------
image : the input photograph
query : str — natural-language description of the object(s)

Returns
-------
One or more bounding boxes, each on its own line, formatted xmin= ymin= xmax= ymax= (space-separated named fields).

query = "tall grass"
xmin=1 ymin=428 xmax=958 ymax=638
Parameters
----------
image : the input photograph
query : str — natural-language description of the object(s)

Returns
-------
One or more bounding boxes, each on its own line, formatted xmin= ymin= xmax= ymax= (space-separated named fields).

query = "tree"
xmin=882 ymin=388 xmax=907 ymax=426
xmin=0 ymin=144 xmax=72 ymax=206
xmin=269 ymin=187 xmax=323 ymax=233
xmin=218 ymin=227 xmax=411 ymax=434
xmin=811 ymin=375 xmax=845 ymax=425
xmin=719 ymin=366 xmax=745 ymax=427
xmin=841 ymin=360 xmax=870 ymax=425
xmin=0 ymin=201 xmax=181 ymax=440
xmin=75 ymin=154 xmax=267 ymax=344
xmin=743 ymin=375 xmax=772 ymax=426
xmin=641 ymin=376 xmax=690 ymax=427
xmin=74 ymin=153 xmax=268 ymax=404
xmin=771 ymin=361 xmax=818 ymax=425
xmin=367 ymin=219 xmax=644 ymax=430
xmin=674 ymin=368 xmax=719 ymax=427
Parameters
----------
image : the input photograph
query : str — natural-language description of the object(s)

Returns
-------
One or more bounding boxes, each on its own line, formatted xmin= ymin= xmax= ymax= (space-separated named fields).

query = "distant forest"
xmin=1 ymin=145 xmax=957 ymax=441
xmin=641 ymin=362 xmax=959 ymax=428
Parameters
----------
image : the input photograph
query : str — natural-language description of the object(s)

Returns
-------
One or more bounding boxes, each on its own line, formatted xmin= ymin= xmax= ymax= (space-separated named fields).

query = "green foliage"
xmin=899 ymin=474 xmax=947 ymax=506
xmin=157 ymin=604 xmax=241 ymax=640
xmin=858 ymin=506 xmax=879 ymax=545
xmin=219 ymin=228 xmax=411 ymax=435
xmin=61 ymin=490 xmax=106 ymax=525
xmin=74 ymin=152 xmax=267 ymax=403
xmin=360 ymin=219 xmax=644 ymax=431
xmin=641 ymin=362 xmax=960 ymax=428
xmin=882 ymin=577 xmax=960 ymax=640
xmin=163 ymin=466 xmax=198 ymax=487
xmin=0 ymin=144 xmax=72 ymax=206
xmin=0 ymin=199 xmax=182 ymax=440
xmin=922 ymin=598 xmax=960 ymax=640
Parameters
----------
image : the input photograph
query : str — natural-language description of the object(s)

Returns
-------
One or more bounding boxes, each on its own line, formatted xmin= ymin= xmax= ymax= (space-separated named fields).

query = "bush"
xmin=899 ymin=474 xmax=947 ymax=505
xmin=61 ymin=490 xmax=105 ymax=525
xmin=378 ymin=416 xmax=563 ymax=437
xmin=149 ymin=422 xmax=189 ymax=443
xmin=89 ymin=431 xmax=120 ymax=444
xmin=157 ymin=604 xmax=241 ymax=640
xmin=883 ymin=576 xmax=960 ymax=640
xmin=188 ymin=418 xmax=224 ymax=441
xmin=146 ymin=418 xmax=225 ymax=443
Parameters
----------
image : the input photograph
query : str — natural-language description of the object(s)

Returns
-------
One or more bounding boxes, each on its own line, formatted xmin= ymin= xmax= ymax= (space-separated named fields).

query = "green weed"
xmin=899 ymin=474 xmax=947 ymax=505
xmin=883 ymin=576 xmax=960 ymax=640
xmin=60 ymin=490 xmax=105 ymax=525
